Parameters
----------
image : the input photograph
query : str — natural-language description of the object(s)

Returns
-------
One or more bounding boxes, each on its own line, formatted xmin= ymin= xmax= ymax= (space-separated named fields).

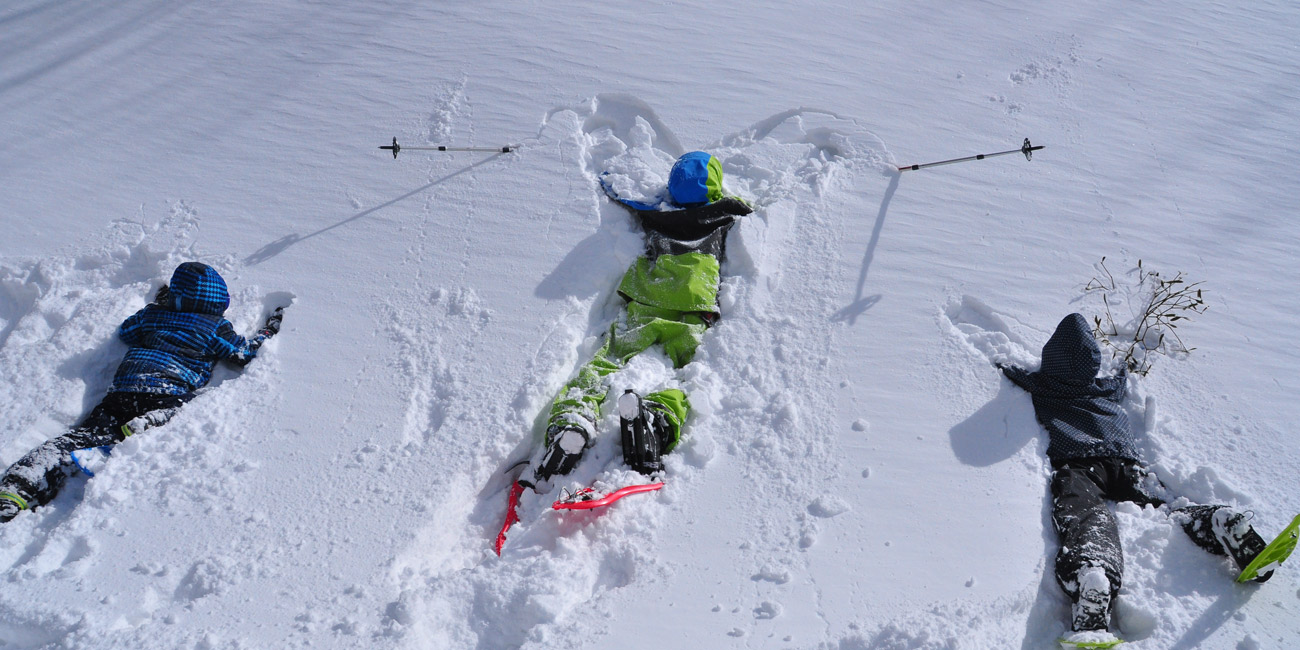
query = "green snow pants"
xmin=546 ymin=302 xmax=702 ymax=449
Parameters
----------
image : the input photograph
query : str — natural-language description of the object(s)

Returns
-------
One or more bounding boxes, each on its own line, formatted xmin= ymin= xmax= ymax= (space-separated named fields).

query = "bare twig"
xmin=1083 ymin=258 xmax=1207 ymax=375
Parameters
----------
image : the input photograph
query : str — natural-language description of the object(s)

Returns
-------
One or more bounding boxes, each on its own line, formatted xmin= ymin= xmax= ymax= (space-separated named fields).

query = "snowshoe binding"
xmin=618 ymin=390 xmax=668 ymax=476
xmin=0 ymin=491 xmax=26 ymax=523
xmin=518 ymin=425 xmax=590 ymax=491
xmin=1211 ymin=508 xmax=1273 ymax=582
xmin=1222 ymin=511 xmax=1300 ymax=583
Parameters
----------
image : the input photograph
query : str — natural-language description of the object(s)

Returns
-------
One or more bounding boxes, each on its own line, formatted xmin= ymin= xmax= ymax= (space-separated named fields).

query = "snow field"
xmin=3 ymin=1 xmax=1300 ymax=649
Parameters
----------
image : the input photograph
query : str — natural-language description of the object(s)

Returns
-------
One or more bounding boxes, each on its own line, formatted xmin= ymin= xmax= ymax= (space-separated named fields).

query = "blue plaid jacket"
xmin=110 ymin=263 xmax=264 ymax=395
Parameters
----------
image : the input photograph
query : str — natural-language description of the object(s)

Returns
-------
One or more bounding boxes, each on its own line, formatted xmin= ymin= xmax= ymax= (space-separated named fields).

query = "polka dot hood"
xmin=1039 ymin=312 xmax=1102 ymax=383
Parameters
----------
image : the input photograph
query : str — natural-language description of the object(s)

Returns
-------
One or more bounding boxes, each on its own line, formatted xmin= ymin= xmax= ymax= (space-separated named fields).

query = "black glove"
xmin=259 ymin=307 xmax=284 ymax=338
xmin=153 ymin=284 xmax=171 ymax=306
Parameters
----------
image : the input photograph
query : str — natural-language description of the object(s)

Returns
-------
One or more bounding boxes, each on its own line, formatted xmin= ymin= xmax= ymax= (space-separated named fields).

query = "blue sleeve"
xmin=117 ymin=308 xmax=149 ymax=345
xmin=211 ymin=319 xmax=265 ymax=367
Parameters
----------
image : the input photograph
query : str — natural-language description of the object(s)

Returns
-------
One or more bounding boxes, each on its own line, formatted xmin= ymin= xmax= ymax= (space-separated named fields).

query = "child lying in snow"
xmin=0 ymin=262 xmax=282 ymax=523
xmin=519 ymin=151 xmax=752 ymax=489
xmin=997 ymin=313 xmax=1279 ymax=642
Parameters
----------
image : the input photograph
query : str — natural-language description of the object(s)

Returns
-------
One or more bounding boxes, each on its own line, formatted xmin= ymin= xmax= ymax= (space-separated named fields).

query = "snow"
xmin=2 ymin=1 xmax=1299 ymax=648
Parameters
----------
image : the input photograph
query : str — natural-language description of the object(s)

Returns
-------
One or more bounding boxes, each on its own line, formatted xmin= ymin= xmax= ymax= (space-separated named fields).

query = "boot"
xmin=1070 ymin=566 xmax=1112 ymax=633
xmin=619 ymin=390 xmax=669 ymax=476
xmin=0 ymin=491 xmax=26 ymax=523
xmin=1213 ymin=508 xmax=1272 ymax=582
xmin=518 ymin=425 xmax=589 ymax=491
xmin=122 ymin=406 xmax=181 ymax=437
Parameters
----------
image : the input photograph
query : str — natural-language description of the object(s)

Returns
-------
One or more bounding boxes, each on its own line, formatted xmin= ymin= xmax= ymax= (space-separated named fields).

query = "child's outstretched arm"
xmin=215 ymin=307 xmax=284 ymax=367
xmin=997 ymin=363 xmax=1035 ymax=392
xmin=599 ymin=172 xmax=666 ymax=211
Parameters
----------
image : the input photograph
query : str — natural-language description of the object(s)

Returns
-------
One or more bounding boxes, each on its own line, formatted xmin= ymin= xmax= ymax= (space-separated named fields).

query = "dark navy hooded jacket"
xmin=110 ymin=263 xmax=263 ymax=395
xmin=1001 ymin=313 xmax=1141 ymax=463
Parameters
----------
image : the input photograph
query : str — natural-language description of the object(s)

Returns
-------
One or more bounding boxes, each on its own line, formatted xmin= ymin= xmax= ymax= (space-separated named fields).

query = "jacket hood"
xmin=168 ymin=262 xmax=230 ymax=316
xmin=667 ymin=151 xmax=724 ymax=206
xmin=1039 ymin=313 xmax=1101 ymax=383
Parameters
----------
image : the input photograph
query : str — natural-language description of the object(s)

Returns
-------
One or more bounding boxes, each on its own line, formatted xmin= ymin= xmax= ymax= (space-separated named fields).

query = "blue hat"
xmin=667 ymin=151 xmax=724 ymax=205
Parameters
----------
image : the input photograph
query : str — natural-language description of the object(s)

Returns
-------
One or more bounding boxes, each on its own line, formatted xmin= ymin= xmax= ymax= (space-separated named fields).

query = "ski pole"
xmin=897 ymin=138 xmax=1043 ymax=172
xmin=379 ymin=137 xmax=514 ymax=158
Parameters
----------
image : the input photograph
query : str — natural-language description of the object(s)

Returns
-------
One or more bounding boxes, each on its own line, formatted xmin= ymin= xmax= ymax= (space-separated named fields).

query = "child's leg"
xmin=1171 ymin=501 xmax=1273 ymax=580
xmin=546 ymin=340 xmax=621 ymax=442
xmin=1108 ymin=461 xmax=1229 ymax=556
xmin=643 ymin=388 xmax=689 ymax=453
xmin=1114 ymin=461 xmax=1272 ymax=579
xmin=1109 ymin=460 xmax=1168 ymax=508
xmin=1051 ymin=461 xmax=1125 ymax=598
xmin=543 ymin=305 xmax=702 ymax=454
xmin=530 ymin=305 xmax=705 ymax=486
xmin=0 ymin=392 xmax=189 ymax=514
xmin=1171 ymin=503 xmax=1273 ymax=580
xmin=615 ymin=305 xmax=701 ymax=473
xmin=616 ymin=302 xmax=707 ymax=370
xmin=527 ymin=337 xmax=621 ymax=486
xmin=0 ymin=403 xmax=130 ymax=512
xmin=1171 ymin=505 xmax=1231 ymax=555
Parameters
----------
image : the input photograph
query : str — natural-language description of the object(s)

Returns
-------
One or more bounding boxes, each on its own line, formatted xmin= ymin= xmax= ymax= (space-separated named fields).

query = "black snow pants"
xmin=0 ymin=391 xmax=190 ymax=511
xmin=1050 ymin=457 xmax=1227 ymax=600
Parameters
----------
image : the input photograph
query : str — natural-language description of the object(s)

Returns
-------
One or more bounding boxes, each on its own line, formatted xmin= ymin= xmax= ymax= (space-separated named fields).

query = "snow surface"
xmin=2 ymin=1 xmax=1299 ymax=648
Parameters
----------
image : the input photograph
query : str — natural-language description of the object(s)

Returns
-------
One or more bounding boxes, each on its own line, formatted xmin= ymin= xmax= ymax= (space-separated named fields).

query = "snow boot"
xmin=1213 ymin=508 xmax=1272 ymax=582
xmin=122 ymin=406 xmax=183 ymax=437
xmin=1070 ymin=566 xmax=1112 ymax=633
xmin=0 ymin=491 xmax=26 ymax=523
xmin=618 ymin=390 xmax=668 ymax=476
xmin=519 ymin=425 xmax=590 ymax=491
